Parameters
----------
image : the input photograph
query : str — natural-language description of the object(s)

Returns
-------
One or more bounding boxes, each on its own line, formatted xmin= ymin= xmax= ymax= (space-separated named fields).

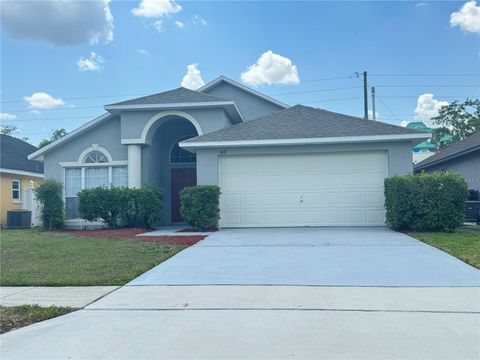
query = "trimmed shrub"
xmin=34 ymin=179 xmax=64 ymax=230
xmin=136 ymin=184 xmax=163 ymax=228
xmin=180 ymin=185 xmax=220 ymax=231
xmin=78 ymin=185 xmax=163 ymax=229
xmin=78 ymin=187 xmax=121 ymax=228
xmin=384 ymin=172 xmax=468 ymax=232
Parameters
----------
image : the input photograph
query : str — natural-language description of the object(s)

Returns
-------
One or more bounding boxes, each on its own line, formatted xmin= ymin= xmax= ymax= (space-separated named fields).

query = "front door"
xmin=171 ymin=168 xmax=197 ymax=222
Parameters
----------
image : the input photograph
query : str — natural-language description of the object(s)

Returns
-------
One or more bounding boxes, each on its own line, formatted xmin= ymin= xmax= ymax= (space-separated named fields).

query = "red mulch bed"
xmin=58 ymin=228 xmax=204 ymax=246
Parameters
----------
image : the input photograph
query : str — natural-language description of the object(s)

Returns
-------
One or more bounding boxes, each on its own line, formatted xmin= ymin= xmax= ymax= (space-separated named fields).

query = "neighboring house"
xmin=28 ymin=76 xmax=429 ymax=228
xmin=0 ymin=135 xmax=44 ymax=227
xmin=415 ymin=131 xmax=480 ymax=192
xmin=406 ymin=122 xmax=436 ymax=164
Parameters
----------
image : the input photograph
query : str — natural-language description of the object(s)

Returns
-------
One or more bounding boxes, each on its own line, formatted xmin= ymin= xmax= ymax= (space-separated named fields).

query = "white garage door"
xmin=219 ymin=151 xmax=388 ymax=227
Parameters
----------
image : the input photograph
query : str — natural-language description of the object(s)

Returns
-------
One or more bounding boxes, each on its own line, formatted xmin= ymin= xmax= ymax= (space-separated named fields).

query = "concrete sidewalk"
xmin=0 ymin=286 xmax=119 ymax=308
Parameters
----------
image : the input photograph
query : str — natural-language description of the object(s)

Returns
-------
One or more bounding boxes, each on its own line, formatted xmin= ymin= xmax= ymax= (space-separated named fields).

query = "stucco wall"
xmin=196 ymin=141 xmax=413 ymax=185
xmin=0 ymin=173 xmax=42 ymax=226
xmin=419 ymin=151 xmax=480 ymax=191
xmin=142 ymin=119 xmax=197 ymax=224
xmin=120 ymin=108 xmax=233 ymax=141
xmin=43 ymin=117 xmax=126 ymax=183
xmin=202 ymin=82 xmax=285 ymax=121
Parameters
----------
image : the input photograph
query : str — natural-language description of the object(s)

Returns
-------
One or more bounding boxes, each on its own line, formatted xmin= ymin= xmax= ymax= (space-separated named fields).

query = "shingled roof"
xmin=106 ymin=87 xmax=228 ymax=107
xmin=415 ymin=131 xmax=480 ymax=170
xmin=183 ymin=105 xmax=429 ymax=144
xmin=1 ymin=135 xmax=44 ymax=174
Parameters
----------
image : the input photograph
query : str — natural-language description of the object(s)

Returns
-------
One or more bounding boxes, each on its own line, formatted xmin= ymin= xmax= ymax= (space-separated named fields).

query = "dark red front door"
xmin=171 ymin=168 xmax=197 ymax=222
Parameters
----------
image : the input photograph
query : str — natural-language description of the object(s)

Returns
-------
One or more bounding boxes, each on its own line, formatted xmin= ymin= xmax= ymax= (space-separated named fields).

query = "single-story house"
xmin=1 ymin=134 xmax=44 ymax=227
xmin=29 ymin=76 xmax=429 ymax=228
xmin=415 ymin=131 xmax=480 ymax=192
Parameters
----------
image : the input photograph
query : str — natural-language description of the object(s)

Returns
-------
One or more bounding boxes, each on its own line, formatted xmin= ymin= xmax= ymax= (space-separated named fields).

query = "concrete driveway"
xmin=130 ymin=227 xmax=480 ymax=286
xmin=1 ymin=227 xmax=479 ymax=359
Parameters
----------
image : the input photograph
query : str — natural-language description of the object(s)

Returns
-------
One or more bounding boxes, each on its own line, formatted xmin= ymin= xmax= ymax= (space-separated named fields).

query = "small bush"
xmin=34 ymin=179 xmax=64 ymax=230
xmin=385 ymin=172 xmax=468 ymax=232
xmin=137 ymin=184 xmax=163 ymax=228
xmin=78 ymin=187 xmax=121 ymax=228
xmin=78 ymin=185 xmax=163 ymax=229
xmin=180 ymin=185 xmax=220 ymax=231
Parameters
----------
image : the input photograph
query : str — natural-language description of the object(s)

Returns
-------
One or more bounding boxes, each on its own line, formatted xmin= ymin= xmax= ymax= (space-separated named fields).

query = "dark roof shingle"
xmin=415 ymin=131 xmax=480 ymax=170
xmin=185 ymin=104 xmax=428 ymax=143
xmin=107 ymin=87 xmax=228 ymax=107
xmin=0 ymin=135 xmax=44 ymax=174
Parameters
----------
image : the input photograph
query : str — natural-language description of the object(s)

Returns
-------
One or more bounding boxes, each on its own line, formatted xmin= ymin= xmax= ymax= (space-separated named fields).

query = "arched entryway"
xmin=142 ymin=114 xmax=200 ymax=224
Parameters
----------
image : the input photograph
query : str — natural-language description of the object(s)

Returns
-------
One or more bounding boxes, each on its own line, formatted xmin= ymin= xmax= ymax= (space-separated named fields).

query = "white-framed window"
xmin=12 ymin=179 xmax=21 ymax=203
xmin=63 ymin=147 xmax=128 ymax=219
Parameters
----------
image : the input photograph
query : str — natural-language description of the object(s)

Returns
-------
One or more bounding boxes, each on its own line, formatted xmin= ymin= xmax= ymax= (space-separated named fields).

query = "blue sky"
xmin=1 ymin=0 xmax=479 ymax=145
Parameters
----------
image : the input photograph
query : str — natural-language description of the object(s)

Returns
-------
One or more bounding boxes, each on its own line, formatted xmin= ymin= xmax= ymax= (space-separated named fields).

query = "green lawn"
xmin=409 ymin=230 xmax=480 ymax=269
xmin=0 ymin=229 xmax=185 ymax=286
xmin=0 ymin=305 xmax=76 ymax=334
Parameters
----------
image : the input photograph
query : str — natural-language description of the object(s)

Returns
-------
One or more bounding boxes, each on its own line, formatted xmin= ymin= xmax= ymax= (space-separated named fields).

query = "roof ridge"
xmin=106 ymin=86 xmax=228 ymax=107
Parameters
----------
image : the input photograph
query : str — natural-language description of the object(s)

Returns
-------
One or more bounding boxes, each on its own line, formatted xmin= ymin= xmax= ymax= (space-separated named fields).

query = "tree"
xmin=431 ymin=99 xmax=480 ymax=148
xmin=0 ymin=125 xmax=18 ymax=136
xmin=38 ymin=128 xmax=67 ymax=148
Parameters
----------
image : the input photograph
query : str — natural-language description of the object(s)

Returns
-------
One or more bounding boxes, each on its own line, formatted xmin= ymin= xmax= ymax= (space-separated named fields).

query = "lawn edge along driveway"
xmin=0 ymin=229 xmax=195 ymax=286
xmin=0 ymin=305 xmax=77 ymax=334
xmin=408 ymin=230 xmax=480 ymax=270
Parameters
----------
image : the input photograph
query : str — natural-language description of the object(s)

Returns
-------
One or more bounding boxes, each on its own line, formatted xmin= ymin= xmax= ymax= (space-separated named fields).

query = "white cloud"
xmin=400 ymin=120 xmax=410 ymax=127
xmin=77 ymin=52 xmax=104 ymax=71
xmin=241 ymin=50 xmax=300 ymax=86
xmin=450 ymin=1 xmax=480 ymax=33
xmin=181 ymin=63 xmax=205 ymax=90
xmin=0 ymin=113 xmax=17 ymax=121
xmin=137 ymin=49 xmax=150 ymax=55
xmin=414 ymin=93 xmax=448 ymax=126
xmin=192 ymin=14 xmax=207 ymax=26
xmin=24 ymin=92 xmax=65 ymax=110
xmin=0 ymin=0 xmax=113 ymax=46
xmin=175 ymin=20 xmax=185 ymax=28
xmin=153 ymin=20 xmax=163 ymax=32
xmin=415 ymin=2 xmax=428 ymax=7
xmin=132 ymin=0 xmax=182 ymax=18
xmin=368 ymin=110 xmax=380 ymax=118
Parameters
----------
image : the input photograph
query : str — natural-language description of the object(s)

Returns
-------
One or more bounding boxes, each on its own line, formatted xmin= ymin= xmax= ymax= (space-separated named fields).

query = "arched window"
xmin=170 ymin=137 xmax=196 ymax=164
xmin=83 ymin=151 xmax=108 ymax=164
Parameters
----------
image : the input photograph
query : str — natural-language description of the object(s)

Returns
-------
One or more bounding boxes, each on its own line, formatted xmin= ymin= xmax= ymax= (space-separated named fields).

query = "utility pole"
xmin=363 ymin=71 xmax=368 ymax=120
xmin=371 ymin=86 xmax=376 ymax=121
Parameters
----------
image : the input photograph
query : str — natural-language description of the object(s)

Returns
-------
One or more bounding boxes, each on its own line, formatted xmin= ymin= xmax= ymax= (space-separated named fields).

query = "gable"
xmin=200 ymin=79 xmax=287 ymax=121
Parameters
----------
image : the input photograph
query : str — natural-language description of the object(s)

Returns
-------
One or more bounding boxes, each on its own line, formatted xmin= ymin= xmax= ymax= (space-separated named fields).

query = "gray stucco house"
xmin=29 ymin=76 xmax=429 ymax=228
xmin=415 ymin=131 xmax=480 ymax=192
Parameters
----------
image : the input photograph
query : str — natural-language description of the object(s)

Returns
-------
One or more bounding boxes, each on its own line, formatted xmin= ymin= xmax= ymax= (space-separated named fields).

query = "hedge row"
xmin=78 ymin=185 xmax=162 ymax=228
xmin=384 ymin=172 xmax=468 ymax=232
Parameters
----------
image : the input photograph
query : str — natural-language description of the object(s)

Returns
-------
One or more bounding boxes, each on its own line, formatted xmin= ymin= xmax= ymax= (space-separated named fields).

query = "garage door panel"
xmin=219 ymin=151 xmax=388 ymax=227
xmin=365 ymin=191 xmax=384 ymax=205
xmin=345 ymin=210 xmax=364 ymax=224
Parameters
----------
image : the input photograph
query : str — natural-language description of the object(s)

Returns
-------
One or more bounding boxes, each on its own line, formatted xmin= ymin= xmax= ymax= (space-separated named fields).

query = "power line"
xmin=0 ymin=93 xmax=149 ymax=104
xmin=376 ymin=96 xmax=401 ymax=121
xmin=370 ymin=73 xmax=480 ymax=77
xmin=375 ymin=84 xmax=479 ymax=88
xmin=268 ymin=86 xmax=362 ymax=96
xmin=302 ymin=97 xmax=364 ymax=104
xmin=301 ymin=76 xmax=351 ymax=83
xmin=1 ymin=116 xmax=91 ymax=122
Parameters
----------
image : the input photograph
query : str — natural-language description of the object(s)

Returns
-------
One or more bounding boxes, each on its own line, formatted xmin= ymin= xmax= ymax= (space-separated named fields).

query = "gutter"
xmin=180 ymin=133 xmax=430 ymax=150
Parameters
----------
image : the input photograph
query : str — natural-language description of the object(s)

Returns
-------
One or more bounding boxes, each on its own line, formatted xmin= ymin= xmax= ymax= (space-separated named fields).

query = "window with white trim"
xmin=64 ymin=148 xmax=128 ymax=219
xmin=12 ymin=180 xmax=21 ymax=202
